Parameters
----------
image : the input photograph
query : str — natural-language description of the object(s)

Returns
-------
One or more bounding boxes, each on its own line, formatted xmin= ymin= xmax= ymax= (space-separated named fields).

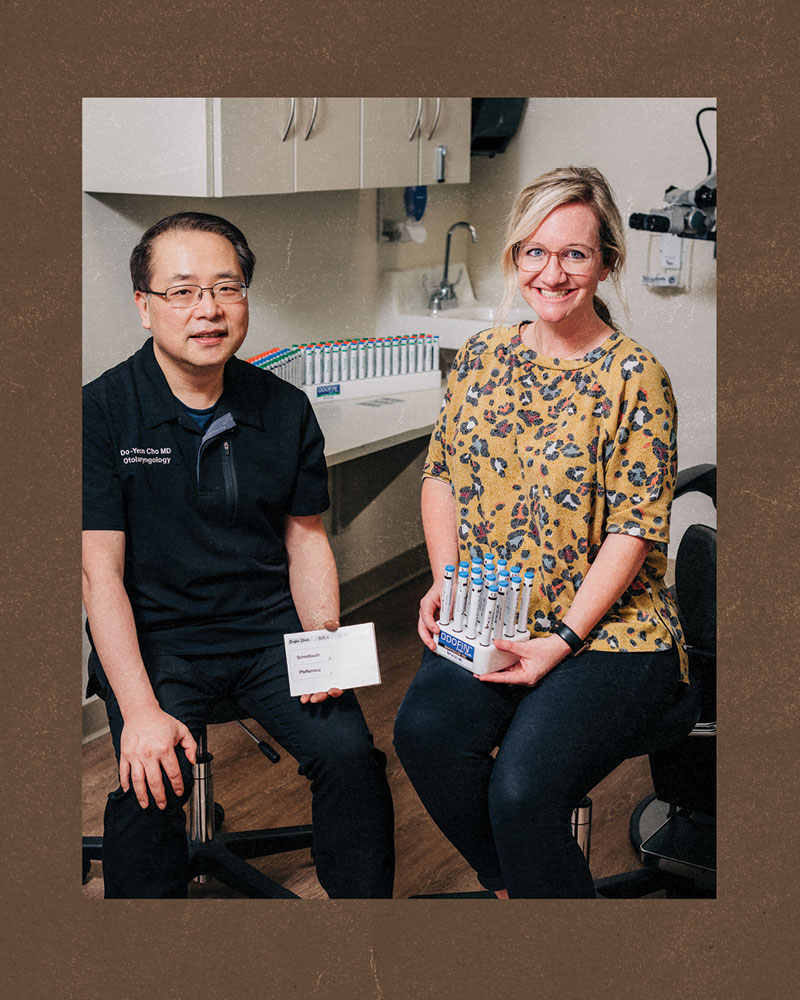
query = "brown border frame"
xmin=4 ymin=1 xmax=796 ymax=996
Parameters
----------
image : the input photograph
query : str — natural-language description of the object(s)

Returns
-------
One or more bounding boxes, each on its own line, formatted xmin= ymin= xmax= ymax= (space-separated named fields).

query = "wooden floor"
xmin=81 ymin=574 xmax=656 ymax=899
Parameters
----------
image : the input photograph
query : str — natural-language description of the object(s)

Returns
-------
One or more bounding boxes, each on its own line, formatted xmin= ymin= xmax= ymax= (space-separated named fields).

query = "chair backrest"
xmin=671 ymin=464 xmax=716 ymax=722
xmin=675 ymin=523 xmax=716 ymax=654
xmin=646 ymin=465 xmax=716 ymax=816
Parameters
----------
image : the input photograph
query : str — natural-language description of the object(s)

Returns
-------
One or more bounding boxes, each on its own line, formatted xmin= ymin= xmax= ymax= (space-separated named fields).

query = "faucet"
xmin=428 ymin=221 xmax=478 ymax=311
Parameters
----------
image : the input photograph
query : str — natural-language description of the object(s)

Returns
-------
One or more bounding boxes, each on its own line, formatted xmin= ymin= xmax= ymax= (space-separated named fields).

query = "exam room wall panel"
xmin=462 ymin=97 xmax=717 ymax=557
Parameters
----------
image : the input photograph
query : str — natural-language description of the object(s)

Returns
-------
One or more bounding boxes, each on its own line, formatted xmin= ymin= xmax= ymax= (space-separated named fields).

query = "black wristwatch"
xmin=553 ymin=622 xmax=588 ymax=657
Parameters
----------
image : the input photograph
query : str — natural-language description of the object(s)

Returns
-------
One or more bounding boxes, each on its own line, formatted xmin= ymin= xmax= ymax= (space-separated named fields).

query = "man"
xmin=82 ymin=212 xmax=394 ymax=898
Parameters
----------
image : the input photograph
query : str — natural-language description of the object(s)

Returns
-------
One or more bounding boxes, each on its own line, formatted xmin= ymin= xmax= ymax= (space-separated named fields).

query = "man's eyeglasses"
xmin=142 ymin=280 xmax=248 ymax=308
xmin=513 ymin=243 xmax=602 ymax=275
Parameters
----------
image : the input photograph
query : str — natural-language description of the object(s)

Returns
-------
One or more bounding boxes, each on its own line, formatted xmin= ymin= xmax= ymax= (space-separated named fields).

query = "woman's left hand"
xmin=476 ymin=634 xmax=570 ymax=686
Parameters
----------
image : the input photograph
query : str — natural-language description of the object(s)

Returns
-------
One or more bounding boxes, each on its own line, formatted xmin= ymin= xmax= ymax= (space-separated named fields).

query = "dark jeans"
xmin=393 ymin=644 xmax=682 ymax=898
xmin=91 ymin=645 xmax=395 ymax=898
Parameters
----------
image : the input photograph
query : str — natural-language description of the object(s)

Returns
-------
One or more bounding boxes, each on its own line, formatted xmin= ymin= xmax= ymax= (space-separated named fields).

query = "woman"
xmin=393 ymin=166 xmax=688 ymax=898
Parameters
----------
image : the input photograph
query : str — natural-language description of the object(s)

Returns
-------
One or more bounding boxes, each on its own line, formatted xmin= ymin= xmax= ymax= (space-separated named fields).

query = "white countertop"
xmin=311 ymin=382 xmax=444 ymax=466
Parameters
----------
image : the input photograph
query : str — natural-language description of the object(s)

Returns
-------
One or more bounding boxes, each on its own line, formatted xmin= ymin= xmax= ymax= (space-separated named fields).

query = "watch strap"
xmin=553 ymin=622 xmax=587 ymax=656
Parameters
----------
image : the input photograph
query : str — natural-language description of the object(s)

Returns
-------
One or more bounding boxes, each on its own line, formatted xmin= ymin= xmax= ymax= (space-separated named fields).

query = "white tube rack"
xmin=435 ymin=627 xmax=528 ymax=675
xmin=303 ymin=369 xmax=441 ymax=402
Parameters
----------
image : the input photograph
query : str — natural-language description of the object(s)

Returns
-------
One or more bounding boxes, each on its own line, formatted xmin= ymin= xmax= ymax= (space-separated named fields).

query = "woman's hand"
xmin=418 ymin=583 xmax=442 ymax=652
xmin=476 ymin=634 xmax=570 ymax=686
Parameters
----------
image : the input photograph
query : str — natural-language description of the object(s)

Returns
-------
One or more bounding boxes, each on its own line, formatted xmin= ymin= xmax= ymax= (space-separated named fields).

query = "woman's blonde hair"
xmin=498 ymin=165 xmax=628 ymax=326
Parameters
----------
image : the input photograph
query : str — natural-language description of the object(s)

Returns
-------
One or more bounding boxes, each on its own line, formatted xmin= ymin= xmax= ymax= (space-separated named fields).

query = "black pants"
xmin=394 ymin=645 xmax=682 ymax=898
xmin=91 ymin=645 xmax=395 ymax=898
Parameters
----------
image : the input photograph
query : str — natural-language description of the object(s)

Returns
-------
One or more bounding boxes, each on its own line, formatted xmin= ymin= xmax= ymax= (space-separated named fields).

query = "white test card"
xmin=284 ymin=623 xmax=381 ymax=697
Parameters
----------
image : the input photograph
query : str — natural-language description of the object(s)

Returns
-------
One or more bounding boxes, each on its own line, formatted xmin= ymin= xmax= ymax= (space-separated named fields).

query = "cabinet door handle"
xmin=303 ymin=97 xmax=319 ymax=140
xmin=281 ymin=97 xmax=296 ymax=141
xmin=408 ymin=98 xmax=423 ymax=141
xmin=426 ymin=98 xmax=442 ymax=140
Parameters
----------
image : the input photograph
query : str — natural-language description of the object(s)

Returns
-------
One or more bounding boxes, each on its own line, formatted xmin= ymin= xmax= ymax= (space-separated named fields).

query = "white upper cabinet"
xmin=418 ymin=98 xmax=471 ymax=186
xmin=83 ymin=98 xmax=212 ymax=196
xmin=211 ymin=99 xmax=295 ymax=195
xmin=212 ymin=98 xmax=361 ymax=195
xmin=83 ymin=98 xmax=470 ymax=196
xmin=360 ymin=98 xmax=426 ymax=189
xmin=294 ymin=99 xmax=362 ymax=192
xmin=361 ymin=98 xmax=471 ymax=188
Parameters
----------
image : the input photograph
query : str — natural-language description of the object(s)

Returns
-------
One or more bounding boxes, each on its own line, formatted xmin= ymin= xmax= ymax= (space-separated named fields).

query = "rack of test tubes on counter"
xmin=435 ymin=557 xmax=535 ymax=674
xmin=248 ymin=335 xmax=442 ymax=401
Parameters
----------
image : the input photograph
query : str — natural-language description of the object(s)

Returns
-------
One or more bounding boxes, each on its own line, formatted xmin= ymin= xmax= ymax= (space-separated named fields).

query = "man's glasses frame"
xmin=141 ymin=280 xmax=248 ymax=308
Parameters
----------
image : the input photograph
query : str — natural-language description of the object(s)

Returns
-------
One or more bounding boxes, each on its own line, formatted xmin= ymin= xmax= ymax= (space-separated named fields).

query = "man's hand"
xmin=299 ymin=618 xmax=346 ymax=705
xmin=119 ymin=706 xmax=197 ymax=809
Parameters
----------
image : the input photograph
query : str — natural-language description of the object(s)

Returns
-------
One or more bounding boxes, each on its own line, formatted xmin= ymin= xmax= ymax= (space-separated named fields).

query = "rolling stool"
xmin=82 ymin=697 xmax=314 ymax=898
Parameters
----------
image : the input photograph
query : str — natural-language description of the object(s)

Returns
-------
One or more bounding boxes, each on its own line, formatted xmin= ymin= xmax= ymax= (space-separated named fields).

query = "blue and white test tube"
xmin=424 ymin=335 xmax=433 ymax=371
xmin=451 ymin=569 xmax=470 ymax=632
xmin=432 ymin=334 xmax=440 ymax=371
xmin=349 ymin=341 xmax=359 ymax=380
xmin=492 ymin=574 xmax=509 ymax=640
xmin=479 ymin=585 xmax=499 ymax=646
xmin=339 ymin=343 xmax=349 ymax=381
xmin=465 ymin=574 xmax=484 ymax=640
xmin=504 ymin=574 xmax=522 ymax=638
xmin=313 ymin=344 xmax=323 ymax=385
xmin=303 ymin=345 xmax=313 ymax=386
xmin=323 ymin=344 xmax=332 ymax=384
xmin=374 ymin=338 xmax=384 ymax=377
xmin=331 ymin=342 xmax=340 ymax=382
xmin=477 ymin=572 xmax=496 ymax=630
xmin=516 ymin=569 xmax=535 ymax=635
xmin=490 ymin=583 xmax=508 ymax=640
xmin=438 ymin=565 xmax=456 ymax=626
xmin=366 ymin=339 xmax=376 ymax=378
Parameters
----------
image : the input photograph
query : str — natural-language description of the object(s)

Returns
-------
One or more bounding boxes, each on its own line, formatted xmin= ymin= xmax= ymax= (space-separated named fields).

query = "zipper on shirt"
xmin=221 ymin=439 xmax=239 ymax=524
xmin=195 ymin=412 xmax=238 ymax=523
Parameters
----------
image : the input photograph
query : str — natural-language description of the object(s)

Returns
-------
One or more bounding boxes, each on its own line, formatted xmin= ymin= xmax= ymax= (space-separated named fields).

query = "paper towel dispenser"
xmin=470 ymin=99 xmax=526 ymax=157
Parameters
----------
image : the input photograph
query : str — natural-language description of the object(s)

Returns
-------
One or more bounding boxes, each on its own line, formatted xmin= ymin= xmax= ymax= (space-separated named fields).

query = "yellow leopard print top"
xmin=423 ymin=323 xmax=689 ymax=682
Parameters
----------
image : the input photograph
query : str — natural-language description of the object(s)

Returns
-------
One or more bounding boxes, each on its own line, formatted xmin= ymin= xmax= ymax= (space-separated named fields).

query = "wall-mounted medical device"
xmin=629 ymin=169 xmax=716 ymax=243
xmin=628 ymin=106 xmax=716 ymax=286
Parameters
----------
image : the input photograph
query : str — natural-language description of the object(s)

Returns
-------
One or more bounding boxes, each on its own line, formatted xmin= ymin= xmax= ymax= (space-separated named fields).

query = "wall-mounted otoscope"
xmin=629 ymin=106 xmax=716 ymax=244
xmin=629 ymin=170 xmax=716 ymax=242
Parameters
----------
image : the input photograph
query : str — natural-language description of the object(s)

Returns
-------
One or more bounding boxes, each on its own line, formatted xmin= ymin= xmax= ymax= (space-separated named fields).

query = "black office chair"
xmin=592 ymin=463 xmax=717 ymax=898
xmin=82 ymin=697 xmax=314 ymax=898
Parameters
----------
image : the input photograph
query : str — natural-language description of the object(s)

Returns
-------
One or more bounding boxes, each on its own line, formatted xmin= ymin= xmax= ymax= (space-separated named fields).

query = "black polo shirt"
xmin=83 ymin=338 xmax=330 ymax=658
